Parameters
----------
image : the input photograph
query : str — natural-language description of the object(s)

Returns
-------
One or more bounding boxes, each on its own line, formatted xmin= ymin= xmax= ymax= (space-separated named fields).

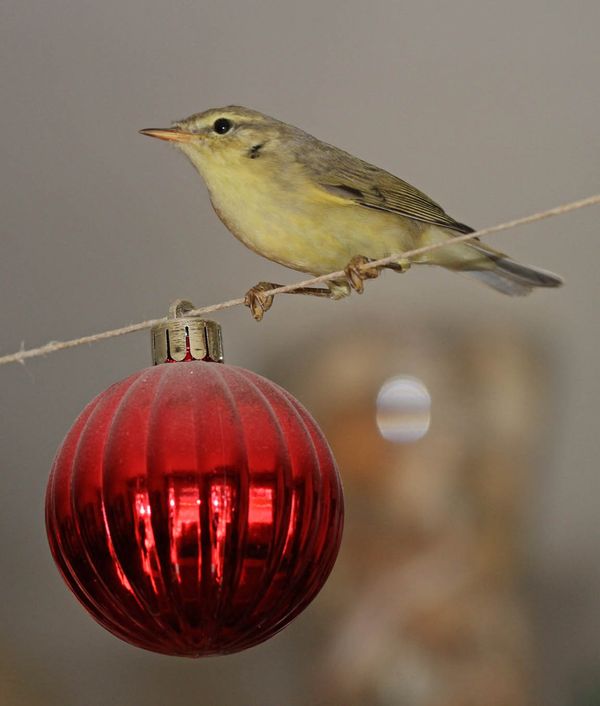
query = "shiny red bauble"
xmin=46 ymin=360 xmax=343 ymax=656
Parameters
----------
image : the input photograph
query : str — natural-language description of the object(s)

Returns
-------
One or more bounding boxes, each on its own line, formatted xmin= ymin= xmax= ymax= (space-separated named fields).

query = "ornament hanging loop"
xmin=168 ymin=298 xmax=196 ymax=319
xmin=151 ymin=299 xmax=224 ymax=365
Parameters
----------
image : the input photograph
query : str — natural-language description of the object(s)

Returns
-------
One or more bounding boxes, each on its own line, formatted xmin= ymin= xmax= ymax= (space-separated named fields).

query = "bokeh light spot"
xmin=376 ymin=375 xmax=431 ymax=443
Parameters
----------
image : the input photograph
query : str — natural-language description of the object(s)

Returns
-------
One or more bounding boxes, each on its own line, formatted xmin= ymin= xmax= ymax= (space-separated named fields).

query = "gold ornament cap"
xmin=151 ymin=300 xmax=224 ymax=365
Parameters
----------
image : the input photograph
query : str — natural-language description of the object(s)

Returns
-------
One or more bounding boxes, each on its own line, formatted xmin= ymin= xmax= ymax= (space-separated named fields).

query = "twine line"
xmin=1 ymin=193 xmax=599 ymax=368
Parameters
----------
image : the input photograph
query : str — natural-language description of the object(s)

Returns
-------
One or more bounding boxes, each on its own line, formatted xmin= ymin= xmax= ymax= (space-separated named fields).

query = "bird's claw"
xmin=344 ymin=255 xmax=381 ymax=294
xmin=244 ymin=282 xmax=277 ymax=321
xmin=244 ymin=254 xmax=409 ymax=319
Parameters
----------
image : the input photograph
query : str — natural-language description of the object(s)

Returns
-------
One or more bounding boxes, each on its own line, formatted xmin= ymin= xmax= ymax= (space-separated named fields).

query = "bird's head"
xmin=140 ymin=106 xmax=291 ymax=175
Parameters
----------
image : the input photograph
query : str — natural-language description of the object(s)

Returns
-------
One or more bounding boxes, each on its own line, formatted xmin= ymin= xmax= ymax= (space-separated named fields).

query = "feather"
xmin=297 ymin=137 xmax=474 ymax=234
xmin=468 ymin=258 xmax=563 ymax=296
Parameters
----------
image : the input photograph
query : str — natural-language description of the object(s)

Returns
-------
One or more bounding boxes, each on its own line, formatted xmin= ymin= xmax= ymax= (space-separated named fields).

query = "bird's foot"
xmin=244 ymin=282 xmax=279 ymax=321
xmin=244 ymin=282 xmax=332 ymax=321
xmin=344 ymin=255 xmax=381 ymax=294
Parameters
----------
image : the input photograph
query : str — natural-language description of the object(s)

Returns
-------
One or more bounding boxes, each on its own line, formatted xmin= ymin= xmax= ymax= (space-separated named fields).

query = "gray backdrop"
xmin=1 ymin=1 xmax=598 ymax=705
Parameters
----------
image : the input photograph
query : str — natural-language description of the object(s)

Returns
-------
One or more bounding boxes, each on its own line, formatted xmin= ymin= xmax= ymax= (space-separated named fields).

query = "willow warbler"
xmin=141 ymin=106 xmax=562 ymax=320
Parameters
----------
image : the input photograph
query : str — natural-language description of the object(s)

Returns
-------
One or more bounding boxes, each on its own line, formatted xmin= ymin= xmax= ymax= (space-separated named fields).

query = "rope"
xmin=1 ymin=193 xmax=598 ymax=368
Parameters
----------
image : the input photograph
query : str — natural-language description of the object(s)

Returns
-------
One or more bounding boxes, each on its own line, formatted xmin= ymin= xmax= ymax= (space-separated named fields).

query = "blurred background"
xmin=0 ymin=1 xmax=598 ymax=704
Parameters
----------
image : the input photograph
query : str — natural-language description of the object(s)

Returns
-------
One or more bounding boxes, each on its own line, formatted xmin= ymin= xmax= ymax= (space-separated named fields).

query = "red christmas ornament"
xmin=46 ymin=303 xmax=343 ymax=656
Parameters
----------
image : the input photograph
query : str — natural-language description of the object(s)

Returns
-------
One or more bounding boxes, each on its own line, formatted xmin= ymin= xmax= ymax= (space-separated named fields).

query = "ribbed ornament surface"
xmin=46 ymin=361 xmax=343 ymax=656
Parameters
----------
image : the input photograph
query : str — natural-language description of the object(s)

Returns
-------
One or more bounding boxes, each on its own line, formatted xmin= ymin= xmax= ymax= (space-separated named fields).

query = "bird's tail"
xmin=467 ymin=255 xmax=563 ymax=296
xmin=421 ymin=227 xmax=563 ymax=295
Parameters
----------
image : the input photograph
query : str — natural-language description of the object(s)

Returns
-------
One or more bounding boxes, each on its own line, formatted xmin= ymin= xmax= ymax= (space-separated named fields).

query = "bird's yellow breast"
xmin=198 ymin=154 xmax=417 ymax=275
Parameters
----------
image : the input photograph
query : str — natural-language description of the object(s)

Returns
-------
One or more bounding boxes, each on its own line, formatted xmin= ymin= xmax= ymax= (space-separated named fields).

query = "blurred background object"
xmin=271 ymin=320 xmax=546 ymax=706
xmin=1 ymin=1 xmax=599 ymax=705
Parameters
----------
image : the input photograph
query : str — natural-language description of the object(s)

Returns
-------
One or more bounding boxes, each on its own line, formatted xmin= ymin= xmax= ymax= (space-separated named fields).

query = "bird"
xmin=140 ymin=106 xmax=562 ymax=320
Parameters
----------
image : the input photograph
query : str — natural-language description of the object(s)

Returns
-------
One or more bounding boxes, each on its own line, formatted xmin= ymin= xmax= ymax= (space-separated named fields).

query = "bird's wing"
xmin=305 ymin=144 xmax=474 ymax=235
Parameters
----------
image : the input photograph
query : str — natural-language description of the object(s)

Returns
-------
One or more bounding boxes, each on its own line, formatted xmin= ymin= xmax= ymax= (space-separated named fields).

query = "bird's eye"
xmin=213 ymin=118 xmax=232 ymax=134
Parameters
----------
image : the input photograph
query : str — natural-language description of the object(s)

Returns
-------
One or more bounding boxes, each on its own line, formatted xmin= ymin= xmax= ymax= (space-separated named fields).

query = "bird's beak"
xmin=139 ymin=128 xmax=195 ymax=143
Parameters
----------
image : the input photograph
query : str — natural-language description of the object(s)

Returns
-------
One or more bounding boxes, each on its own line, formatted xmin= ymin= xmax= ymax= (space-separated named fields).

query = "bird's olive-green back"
xmin=291 ymin=131 xmax=474 ymax=235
